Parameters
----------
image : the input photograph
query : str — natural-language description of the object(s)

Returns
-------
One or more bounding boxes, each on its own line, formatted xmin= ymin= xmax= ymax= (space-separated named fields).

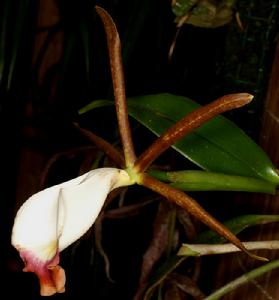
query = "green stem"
xmin=148 ymin=170 xmax=276 ymax=194
xmin=205 ymin=259 xmax=279 ymax=300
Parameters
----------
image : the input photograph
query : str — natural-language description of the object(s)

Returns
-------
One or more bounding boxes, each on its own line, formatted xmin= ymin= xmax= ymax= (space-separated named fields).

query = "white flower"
xmin=11 ymin=168 xmax=131 ymax=296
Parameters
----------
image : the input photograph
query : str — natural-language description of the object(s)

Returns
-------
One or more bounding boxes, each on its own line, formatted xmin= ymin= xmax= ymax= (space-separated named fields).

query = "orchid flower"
xmin=12 ymin=5 xmax=265 ymax=297
xmin=11 ymin=168 xmax=132 ymax=296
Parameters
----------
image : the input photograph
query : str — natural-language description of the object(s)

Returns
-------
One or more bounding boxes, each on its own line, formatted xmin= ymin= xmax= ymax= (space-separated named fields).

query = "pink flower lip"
xmin=19 ymin=248 xmax=66 ymax=296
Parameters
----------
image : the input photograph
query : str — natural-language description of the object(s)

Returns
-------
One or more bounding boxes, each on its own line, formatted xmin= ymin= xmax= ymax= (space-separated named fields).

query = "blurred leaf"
xmin=0 ymin=0 xmax=31 ymax=90
xmin=127 ymin=93 xmax=279 ymax=184
xmin=32 ymin=23 xmax=61 ymax=82
xmin=205 ymin=258 xmax=279 ymax=300
xmin=134 ymin=202 xmax=173 ymax=300
xmin=148 ymin=169 xmax=276 ymax=194
xmin=143 ymin=214 xmax=279 ymax=298
xmin=172 ymin=0 xmax=237 ymax=28
xmin=121 ymin=0 xmax=154 ymax=67
xmin=164 ymin=282 xmax=182 ymax=300
xmin=0 ymin=2 xmax=9 ymax=84
xmin=195 ymin=214 xmax=279 ymax=244
xmin=79 ymin=99 xmax=113 ymax=114
xmin=168 ymin=273 xmax=205 ymax=300
xmin=80 ymin=18 xmax=90 ymax=83
xmin=143 ymin=255 xmax=187 ymax=300
xmin=177 ymin=208 xmax=197 ymax=240
xmin=172 ymin=0 xmax=198 ymax=17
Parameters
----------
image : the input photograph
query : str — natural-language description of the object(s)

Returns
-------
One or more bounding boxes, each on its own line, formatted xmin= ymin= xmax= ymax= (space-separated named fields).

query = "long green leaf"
xmin=195 ymin=214 xmax=279 ymax=244
xmin=127 ymin=94 xmax=279 ymax=184
xmin=8 ymin=0 xmax=30 ymax=89
xmin=0 ymin=2 xmax=9 ymax=85
xmin=0 ymin=0 xmax=30 ymax=90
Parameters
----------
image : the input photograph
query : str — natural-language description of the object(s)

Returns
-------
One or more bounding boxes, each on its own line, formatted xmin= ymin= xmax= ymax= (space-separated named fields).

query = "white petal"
xmin=58 ymin=168 xmax=130 ymax=250
xmin=11 ymin=185 xmax=61 ymax=259
xmin=12 ymin=168 xmax=131 ymax=259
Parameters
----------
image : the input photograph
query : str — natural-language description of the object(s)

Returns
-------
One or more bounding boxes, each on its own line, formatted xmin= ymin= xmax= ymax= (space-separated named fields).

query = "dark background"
xmin=1 ymin=1 xmax=279 ymax=299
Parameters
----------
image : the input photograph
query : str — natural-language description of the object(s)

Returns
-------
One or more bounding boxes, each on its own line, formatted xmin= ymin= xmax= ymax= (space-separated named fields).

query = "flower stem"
xmin=148 ymin=169 xmax=276 ymax=194
xmin=95 ymin=6 xmax=136 ymax=167
xmin=134 ymin=93 xmax=253 ymax=173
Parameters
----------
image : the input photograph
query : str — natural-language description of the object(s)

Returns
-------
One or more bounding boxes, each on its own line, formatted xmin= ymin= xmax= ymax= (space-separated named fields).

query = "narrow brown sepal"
xmin=140 ymin=173 xmax=266 ymax=261
xmin=95 ymin=6 xmax=136 ymax=167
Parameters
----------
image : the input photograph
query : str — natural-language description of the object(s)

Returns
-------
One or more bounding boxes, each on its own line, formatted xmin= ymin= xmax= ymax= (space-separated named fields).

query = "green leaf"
xmin=195 ymin=214 xmax=279 ymax=244
xmin=0 ymin=0 xmax=30 ymax=90
xmin=127 ymin=93 xmax=279 ymax=184
xmin=0 ymin=2 xmax=8 ymax=84
xmin=148 ymin=169 xmax=276 ymax=194
xmin=78 ymin=99 xmax=113 ymax=114
xmin=172 ymin=0 xmax=198 ymax=17
xmin=80 ymin=19 xmax=90 ymax=84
